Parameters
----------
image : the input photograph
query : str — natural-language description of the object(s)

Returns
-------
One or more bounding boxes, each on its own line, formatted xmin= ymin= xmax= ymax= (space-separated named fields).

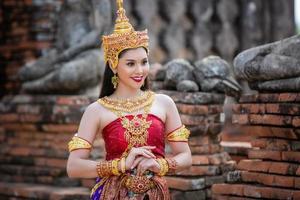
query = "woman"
xmin=67 ymin=0 xmax=192 ymax=199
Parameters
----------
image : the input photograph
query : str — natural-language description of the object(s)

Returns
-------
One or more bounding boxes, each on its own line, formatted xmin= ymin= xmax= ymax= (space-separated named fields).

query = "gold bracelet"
xmin=120 ymin=157 xmax=126 ymax=173
xmin=157 ymin=158 xmax=169 ymax=176
xmin=96 ymin=160 xmax=113 ymax=177
xmin=112 ymin=159 xmax=121 ymax=176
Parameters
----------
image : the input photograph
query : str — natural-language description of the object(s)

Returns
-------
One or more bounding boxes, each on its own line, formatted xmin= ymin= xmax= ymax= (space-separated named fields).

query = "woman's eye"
xmin=142 ymin=60 xmax=148 ymax=65
xmin=127 ymin=62 xmax=134 ymax=67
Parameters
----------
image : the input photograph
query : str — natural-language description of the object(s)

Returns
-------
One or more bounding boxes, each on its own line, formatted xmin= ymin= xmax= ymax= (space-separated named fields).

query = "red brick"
xmin=251 ymin=138 xmax=291 ymax=151
xmin=292 ymin=116 xmax=300 ymax=127
xmin=248 ymin=150 xmax=281 ymax=161
xmin=297 ymin=166 xmax=300 ymax=175
xmin=294 ymin=191 xmax=300 ymax=199
xmin=17 ymin=105 xmax=41 ymax=114
xmin=268 ymin=162 xmax=290 ymax=175
xmin=239 ymin=94 xmax=259 ymax=103
xmin=19 ymin=114 xmax=42 ymax=123
xmin=2 ymin=123 xmax=37 ymax=131
xmin=233 ymin=104 xmax=265 ymax=114
xmin=180 ymin=114 xmax=206 ymax=126
xmin=232 ymin=114 xmax=249 ymax=124
xmin=0 ymin=113 xmax=19 ymax=122
xmin=178 ymin=165 xmax=220 ymax=176
xmin=259 ymin=93 xmax=279 ymax=103
xmin=295 ymin=177 xmax=300 ymax=189
xmin=266 ymin=103 xmax=300 ymax=115
xmin=273 ymin=175 xmax=294 ymax=188
xmin=176 ymin=104 xmax=209 ymax=115
xmin=190 ymin=144 xmax=221 ymax=154
xmin=192 ymin=155 xmax=209 ymax=165
xmin=212 ymin=183 xmax=244 ymax=196
xmin=34 ymin=158 xmax=67 ymax=168
xmin=189 ymin=136 xmax=211 ymax=146
xmin=282 ymin=151 xmax=300 ymax=163
xmin=249 ymin=114 xmax=292 ymax=126
xmin=278 ymin=93 xmax=297 ymax=102
xmin=165 ymin=176 xmax=205 ymax=190
xmin=56 ymin=96 xmax=90 ymax=105
xmin=237 ymin=160 xmax=270 ymax=172
xmin=41 ymin=124 xmax=78 ymax=133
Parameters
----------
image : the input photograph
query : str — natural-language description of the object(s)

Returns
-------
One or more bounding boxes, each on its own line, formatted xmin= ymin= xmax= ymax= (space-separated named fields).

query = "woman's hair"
xmin=99 ymin=48 xmax=149 ymax=98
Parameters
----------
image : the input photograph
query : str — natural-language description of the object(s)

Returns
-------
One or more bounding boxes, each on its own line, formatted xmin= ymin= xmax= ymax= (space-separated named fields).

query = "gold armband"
xmin=166 ymin=125 xmax=190 ymax=142
xmin=68 ymin=136 xmax=92 ymax=152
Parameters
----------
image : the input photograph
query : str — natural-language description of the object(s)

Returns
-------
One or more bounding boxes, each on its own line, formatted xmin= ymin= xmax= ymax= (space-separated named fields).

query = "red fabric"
xmin=102 ymin=114 xmax=165 ymax=160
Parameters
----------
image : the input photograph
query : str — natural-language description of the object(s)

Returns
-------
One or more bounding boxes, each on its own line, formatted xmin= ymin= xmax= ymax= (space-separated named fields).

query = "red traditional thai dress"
xmin=90 ymin=114 xmax=170 ymax=199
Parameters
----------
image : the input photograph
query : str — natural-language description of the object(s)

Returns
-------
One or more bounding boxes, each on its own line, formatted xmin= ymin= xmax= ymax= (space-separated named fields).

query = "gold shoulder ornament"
xmin=68 ymin=136 xmax=92 ymax=152
xmin=167 ymin=125 xmax=190 ymax=142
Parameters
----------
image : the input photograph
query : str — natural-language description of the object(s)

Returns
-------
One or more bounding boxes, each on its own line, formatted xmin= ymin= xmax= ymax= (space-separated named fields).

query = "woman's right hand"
xmin=125 ymin=146 xmax=156 ymax=170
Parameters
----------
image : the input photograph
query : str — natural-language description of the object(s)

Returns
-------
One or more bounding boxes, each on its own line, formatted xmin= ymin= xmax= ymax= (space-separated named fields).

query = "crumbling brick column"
xmin=160 ymin=90 xmax=235 ymax=200
xmin=212 ymin=93 xmax=300 ymax=199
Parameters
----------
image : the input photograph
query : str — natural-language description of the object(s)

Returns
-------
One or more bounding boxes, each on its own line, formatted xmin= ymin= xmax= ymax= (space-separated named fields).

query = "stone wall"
xmin=0 ymin=0 xmax=295 ymax=97
xmin=212 ymin=93 xmax=300 ymax=199
xmin=0 ymin=91 xmax=230 ymax=200
xmin=0 ymin=0 xmax=62 ymax=97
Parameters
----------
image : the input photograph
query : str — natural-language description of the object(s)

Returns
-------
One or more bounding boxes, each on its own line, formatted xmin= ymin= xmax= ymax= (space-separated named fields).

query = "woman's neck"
xmin=112 ymin=86 xmax=143 ymax=100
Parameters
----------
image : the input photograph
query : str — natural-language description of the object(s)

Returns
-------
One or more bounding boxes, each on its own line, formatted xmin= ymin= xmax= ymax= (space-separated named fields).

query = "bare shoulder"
xmin=83 ymin=100 xmax=107 ymax=118
xmin=154 ymin=93 xmax=175 ymax=106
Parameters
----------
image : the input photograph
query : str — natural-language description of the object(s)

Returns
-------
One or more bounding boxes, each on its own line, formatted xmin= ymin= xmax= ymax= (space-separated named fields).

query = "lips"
xmin=131 ymin=76 xmax=143 ymax=83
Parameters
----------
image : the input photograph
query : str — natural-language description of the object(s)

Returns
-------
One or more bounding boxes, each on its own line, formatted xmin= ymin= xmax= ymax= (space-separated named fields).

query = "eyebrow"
xmin=125 ymin=58 xmax=148 ymax=61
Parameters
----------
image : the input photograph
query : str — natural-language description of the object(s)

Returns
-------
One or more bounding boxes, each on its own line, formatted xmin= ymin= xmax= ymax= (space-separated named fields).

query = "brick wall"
xmin=0 ymin=0 xmax=61 ymax=98
xmin=0 ymin=91 xmax=232 ymax=200
xmin=212 ymin=93 xmax=300 ymax=199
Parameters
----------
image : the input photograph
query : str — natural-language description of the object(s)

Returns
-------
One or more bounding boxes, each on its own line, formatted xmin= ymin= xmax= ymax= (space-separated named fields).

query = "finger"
xmin=140 ymin=146 xmax=156 ymax=150
xmin=137 ymin=161 xmax=146 ymax=176
xmin=131 ymin=156 xmax=144 ymax=169
xmin=141 ymin=150 xmax=156 ymax=158
xmin=134 ymin=148 xmax=156 ymax=158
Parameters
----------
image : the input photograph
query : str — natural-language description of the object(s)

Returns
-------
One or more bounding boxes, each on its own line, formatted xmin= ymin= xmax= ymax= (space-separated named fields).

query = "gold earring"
xmin=111 ymin=74 xmax=118 ymax=89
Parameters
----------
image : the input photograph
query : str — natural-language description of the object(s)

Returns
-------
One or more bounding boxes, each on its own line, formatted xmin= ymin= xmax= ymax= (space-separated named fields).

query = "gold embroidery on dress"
xmin=98 ymin=91 xmax=155 ymax=155
xmin=167 ymin=125 xmax=190 ymax=142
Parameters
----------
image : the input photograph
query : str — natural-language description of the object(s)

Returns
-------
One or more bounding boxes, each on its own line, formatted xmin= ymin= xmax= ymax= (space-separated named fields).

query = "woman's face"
xmin=115 ymin=47 xmax=149 ymax=90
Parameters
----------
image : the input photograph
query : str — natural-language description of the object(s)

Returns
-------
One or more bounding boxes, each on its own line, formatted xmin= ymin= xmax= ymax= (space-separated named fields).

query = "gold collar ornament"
xmin=102 ymin=0 xmax=149 ymax=69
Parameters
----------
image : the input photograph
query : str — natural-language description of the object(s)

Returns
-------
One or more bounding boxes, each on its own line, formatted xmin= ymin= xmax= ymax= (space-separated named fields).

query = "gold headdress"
xmin=102 ymin=0 xmax=149 ymax=69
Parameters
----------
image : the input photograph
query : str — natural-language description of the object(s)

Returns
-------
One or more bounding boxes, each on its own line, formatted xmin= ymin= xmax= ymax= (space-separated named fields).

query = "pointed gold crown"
xmin=102 ymin=0 xmax=149 ymax=69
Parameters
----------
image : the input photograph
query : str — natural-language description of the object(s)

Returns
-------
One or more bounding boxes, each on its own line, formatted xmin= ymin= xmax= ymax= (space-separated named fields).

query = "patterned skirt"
xmin=90 ymin=175 xmax=170 ymax=200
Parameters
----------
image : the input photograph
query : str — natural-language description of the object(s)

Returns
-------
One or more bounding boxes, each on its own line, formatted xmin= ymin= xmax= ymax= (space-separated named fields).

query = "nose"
xmin=135 ymin=64 xmax=143 ymax=73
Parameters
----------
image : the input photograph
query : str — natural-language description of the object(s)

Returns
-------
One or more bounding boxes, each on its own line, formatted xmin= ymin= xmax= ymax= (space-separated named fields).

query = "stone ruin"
xmin=18 ymin=0 xmax=112 ymax=95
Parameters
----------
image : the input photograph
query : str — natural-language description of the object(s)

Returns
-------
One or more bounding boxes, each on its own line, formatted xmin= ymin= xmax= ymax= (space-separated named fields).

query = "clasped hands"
xmin=125 ymin=146 xmax=160 ymax=176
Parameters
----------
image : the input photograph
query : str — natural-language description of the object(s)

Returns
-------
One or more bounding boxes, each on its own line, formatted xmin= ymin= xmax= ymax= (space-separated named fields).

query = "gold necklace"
xmin=98 ymin=91 xmax=154 ymax=113
xmin=98 ymin=91 xmax=155 ymax=150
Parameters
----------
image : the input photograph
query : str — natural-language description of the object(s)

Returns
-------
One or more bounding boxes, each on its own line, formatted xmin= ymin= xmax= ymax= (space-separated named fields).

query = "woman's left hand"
xmin=131 ymin=157 xmax=160 ymax=176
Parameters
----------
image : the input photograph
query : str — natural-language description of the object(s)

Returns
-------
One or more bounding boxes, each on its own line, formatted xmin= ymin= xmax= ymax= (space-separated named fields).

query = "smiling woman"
xmin=66 ymin=0 xmax=192 ymax=199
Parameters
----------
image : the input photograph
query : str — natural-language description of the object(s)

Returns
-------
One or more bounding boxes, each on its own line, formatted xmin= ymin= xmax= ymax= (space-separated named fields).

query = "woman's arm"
xmin=67 ymin=102 xmax=101 ymax=178
xmin=162 ymin=94 xmax=192 ymax=172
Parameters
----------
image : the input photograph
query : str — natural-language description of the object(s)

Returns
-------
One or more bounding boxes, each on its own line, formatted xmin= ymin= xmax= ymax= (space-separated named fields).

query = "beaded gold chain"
xmin=98 ymin=91 xmax=154 ymax=113
xmin=98 ymin=91 xmax=155 ymax=155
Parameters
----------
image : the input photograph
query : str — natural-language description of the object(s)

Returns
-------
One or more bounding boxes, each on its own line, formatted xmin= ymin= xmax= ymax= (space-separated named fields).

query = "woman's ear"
xmin=108 ymin=62 xmax=117 ymax=74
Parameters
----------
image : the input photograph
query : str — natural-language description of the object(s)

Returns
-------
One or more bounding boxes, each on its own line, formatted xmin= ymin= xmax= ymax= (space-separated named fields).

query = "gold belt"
xmin=122 ymin=175 xmax=155 ymax=194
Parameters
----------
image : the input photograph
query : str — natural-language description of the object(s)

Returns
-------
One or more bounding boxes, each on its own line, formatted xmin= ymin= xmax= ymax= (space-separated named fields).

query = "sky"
xmin=296 ymin=0 xmax=300 ymax=29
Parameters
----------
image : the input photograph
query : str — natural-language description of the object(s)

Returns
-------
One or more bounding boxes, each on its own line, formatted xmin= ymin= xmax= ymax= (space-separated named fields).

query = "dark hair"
xmin=99 ymin=48 xmax=149 ymax=98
